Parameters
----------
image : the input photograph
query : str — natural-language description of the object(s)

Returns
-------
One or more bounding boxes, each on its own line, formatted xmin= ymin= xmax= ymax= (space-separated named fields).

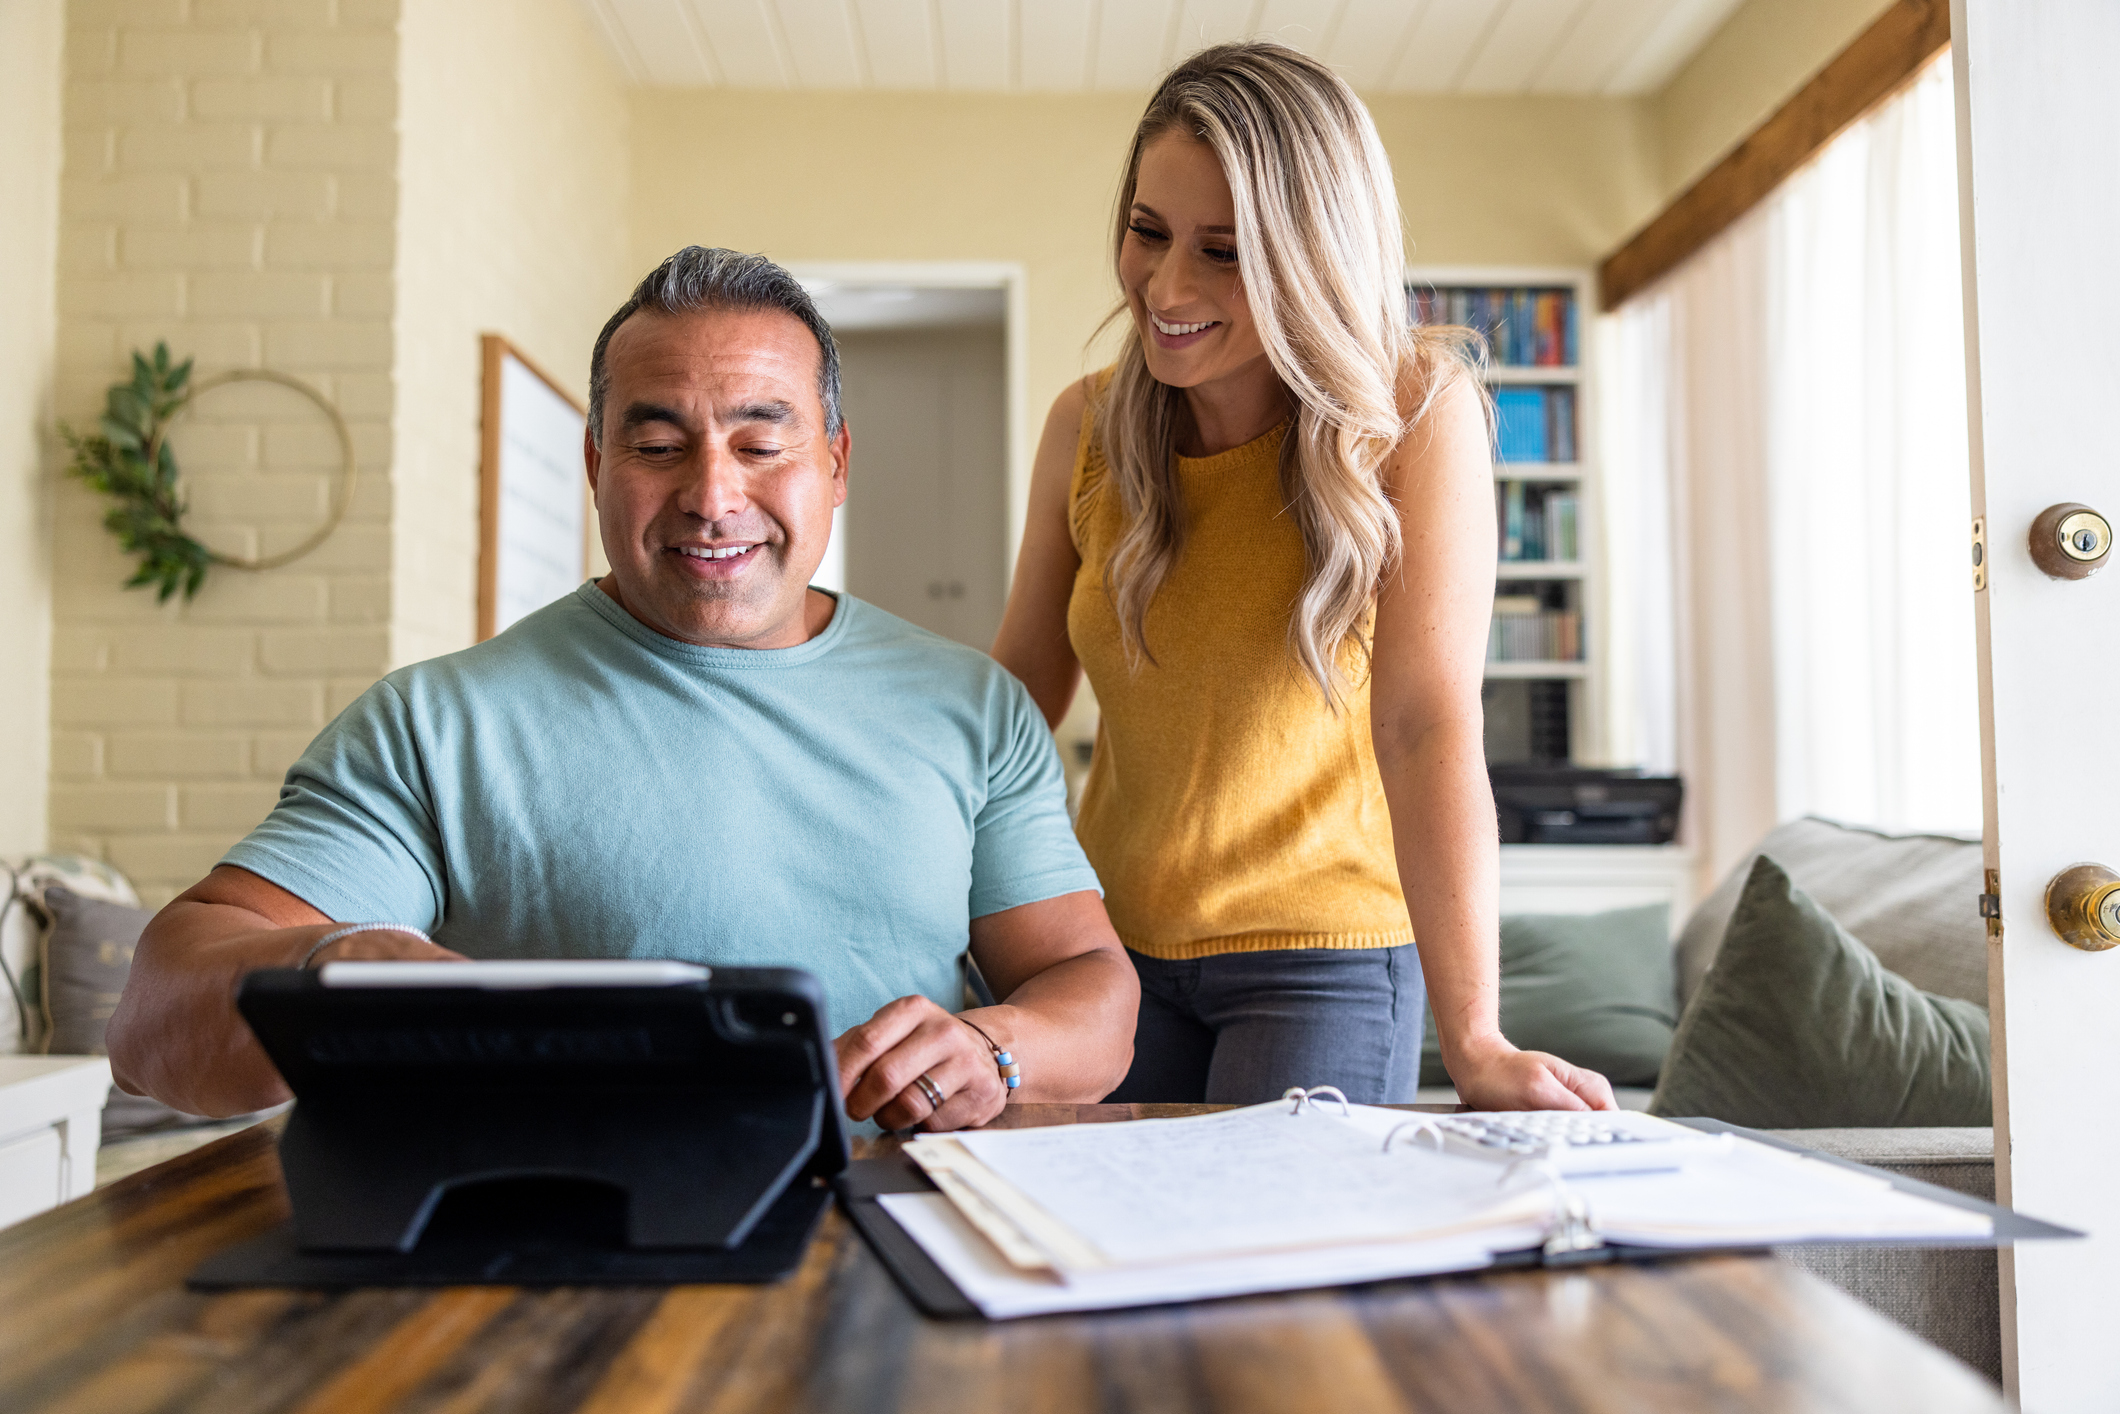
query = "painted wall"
xmin=44 ymin=0 xmax=635 ymax=906
xmin=630 ymin=89 xmax=1662 ymax=434
xmin=1653 ymin=0 xmax=1898 ymax=196
xmin=838 ymin=324 xmax=1009 ymax=649
xmin=50 ymin=0 xmax=403 ymax=907
xmin=0 ymin=0 xmax=65 ymax=859
xmin=391 ymin=0 xmax=631 ymax=669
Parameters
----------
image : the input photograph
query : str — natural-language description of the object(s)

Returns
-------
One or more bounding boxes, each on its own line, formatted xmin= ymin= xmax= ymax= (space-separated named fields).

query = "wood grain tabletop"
xmin=0 ymin=1103 xmax=2005 ymax=1414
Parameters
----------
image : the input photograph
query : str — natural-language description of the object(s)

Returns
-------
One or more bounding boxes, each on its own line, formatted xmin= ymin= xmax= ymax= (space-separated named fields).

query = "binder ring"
xmin=1494 ymin=1156 xmax=1608 ymax=1261
xmin=1381 ymin=1118 xmax=1447 ymax=1154
xmin=1281 ymin=1085 xmax=1351 ymax=1116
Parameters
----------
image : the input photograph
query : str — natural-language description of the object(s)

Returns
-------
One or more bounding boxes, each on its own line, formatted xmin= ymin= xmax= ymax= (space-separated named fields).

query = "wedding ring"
xmin=912 ymin=1072 xmax=946 ymax=1115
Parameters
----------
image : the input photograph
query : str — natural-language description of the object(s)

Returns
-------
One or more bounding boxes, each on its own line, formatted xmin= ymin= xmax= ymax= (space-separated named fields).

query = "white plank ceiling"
xmin=581 ymin=0 xmax=1747 ymax=94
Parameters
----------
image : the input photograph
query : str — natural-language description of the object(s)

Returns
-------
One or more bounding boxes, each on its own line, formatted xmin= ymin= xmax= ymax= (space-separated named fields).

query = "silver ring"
xmin=912 ymin=1072 xmax=946 ymax=1115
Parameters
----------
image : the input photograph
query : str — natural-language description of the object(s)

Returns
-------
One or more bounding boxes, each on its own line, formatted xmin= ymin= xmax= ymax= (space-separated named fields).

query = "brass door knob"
xmin=2029 ymin=503 xmax=2112 ymax=580
xmin=2045 ymin=863 xmax=2120 ymax=951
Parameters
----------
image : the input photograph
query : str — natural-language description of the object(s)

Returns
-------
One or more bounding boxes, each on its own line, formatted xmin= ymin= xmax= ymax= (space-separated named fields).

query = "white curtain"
xmin=1601 ymin=60 xmax=1980 ymax=887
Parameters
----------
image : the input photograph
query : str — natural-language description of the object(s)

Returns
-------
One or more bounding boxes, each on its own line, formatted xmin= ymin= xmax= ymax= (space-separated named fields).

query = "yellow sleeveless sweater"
xmin=1066 ymin=402 xmax=1412 ymax=961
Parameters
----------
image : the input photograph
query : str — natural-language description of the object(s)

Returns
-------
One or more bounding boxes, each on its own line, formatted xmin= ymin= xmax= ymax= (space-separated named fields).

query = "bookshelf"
xmin=1410 ymin=267 xmax=1601 ymax=766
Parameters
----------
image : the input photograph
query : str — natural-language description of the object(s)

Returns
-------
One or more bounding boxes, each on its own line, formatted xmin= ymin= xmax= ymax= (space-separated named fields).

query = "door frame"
xmin=787 ymin=261 xmax=1030 ymax=582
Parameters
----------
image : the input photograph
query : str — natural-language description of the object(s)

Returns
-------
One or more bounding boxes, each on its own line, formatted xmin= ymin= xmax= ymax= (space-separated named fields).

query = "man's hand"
xmin=107 ymin=865 xmax=458 ymax=1118
xmin=836 ymin=995 xmax=1010 ymax=1132
xmin=1447 ymin=1032 xmax=1617 ymax=1111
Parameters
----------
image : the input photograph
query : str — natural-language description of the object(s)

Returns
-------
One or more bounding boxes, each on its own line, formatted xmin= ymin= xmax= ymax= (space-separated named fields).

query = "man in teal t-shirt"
xmin=107 ymin=248 xmax=1138 ymax=1134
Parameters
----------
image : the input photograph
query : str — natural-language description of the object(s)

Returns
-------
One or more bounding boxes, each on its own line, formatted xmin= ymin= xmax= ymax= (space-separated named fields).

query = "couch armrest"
xmin=1762 ymin=1126 xmax=1999 ymax=1385
xmin=1759 ymin=1126 xmax=1995 ymax=1199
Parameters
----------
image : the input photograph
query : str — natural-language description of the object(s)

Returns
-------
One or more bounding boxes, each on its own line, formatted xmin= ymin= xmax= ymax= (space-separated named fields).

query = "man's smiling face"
xmin=586 ymin=304 xmax=848 ymax=649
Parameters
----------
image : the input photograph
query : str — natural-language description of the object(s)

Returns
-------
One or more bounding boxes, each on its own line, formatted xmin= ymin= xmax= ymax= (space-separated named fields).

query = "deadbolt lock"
xmin=2029 ymin=503 xmax=2112 ymax=580
xmin=2045 ymin=863 xmax=2120 ymax=952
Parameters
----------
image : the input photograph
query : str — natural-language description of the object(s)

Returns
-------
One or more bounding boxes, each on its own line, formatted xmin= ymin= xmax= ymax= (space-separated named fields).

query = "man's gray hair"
xmin=588 ymin=246 xmax=841 ymax=444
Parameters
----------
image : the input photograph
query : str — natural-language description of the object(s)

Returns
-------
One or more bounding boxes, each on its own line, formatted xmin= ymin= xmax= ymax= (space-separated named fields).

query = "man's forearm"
xmin=106 ymin=904 xmax=335 ymax=1118
xmin=973 ymin=946 xmax=1138 ymax=1102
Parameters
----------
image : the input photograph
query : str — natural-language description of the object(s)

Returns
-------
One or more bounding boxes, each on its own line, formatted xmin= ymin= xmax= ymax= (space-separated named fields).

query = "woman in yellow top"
xmin=992 ymin=42 xmax=1615 ymax=1110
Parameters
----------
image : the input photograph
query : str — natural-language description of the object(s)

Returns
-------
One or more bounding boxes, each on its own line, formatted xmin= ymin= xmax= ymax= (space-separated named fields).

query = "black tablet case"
xmin=191 ymin=963 xmax=849 ymax=1290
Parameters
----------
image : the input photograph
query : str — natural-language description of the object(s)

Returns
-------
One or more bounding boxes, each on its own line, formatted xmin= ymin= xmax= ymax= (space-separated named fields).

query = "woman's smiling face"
xmin=1119 ymin=132 xmax=1271 ymax=391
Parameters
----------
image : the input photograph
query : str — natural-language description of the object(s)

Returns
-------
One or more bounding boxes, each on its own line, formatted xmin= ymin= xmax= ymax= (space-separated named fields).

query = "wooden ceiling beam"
xmin=1597 ymin=0 xmax=1952 ymax=311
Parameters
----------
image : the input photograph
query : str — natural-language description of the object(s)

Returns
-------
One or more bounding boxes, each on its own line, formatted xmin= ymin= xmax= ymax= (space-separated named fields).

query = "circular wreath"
xmin=61 ymin=341 xmax=356 ymax=601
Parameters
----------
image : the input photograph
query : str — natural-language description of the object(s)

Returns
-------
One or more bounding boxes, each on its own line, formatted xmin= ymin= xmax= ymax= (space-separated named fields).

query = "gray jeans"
xmin=1105 ymin=945 xmax=1426 ymax=1105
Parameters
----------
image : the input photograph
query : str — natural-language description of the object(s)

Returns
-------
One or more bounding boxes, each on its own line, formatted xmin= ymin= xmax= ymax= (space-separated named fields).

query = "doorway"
xmin=799 ymin=266 xmax=1024 ymax=651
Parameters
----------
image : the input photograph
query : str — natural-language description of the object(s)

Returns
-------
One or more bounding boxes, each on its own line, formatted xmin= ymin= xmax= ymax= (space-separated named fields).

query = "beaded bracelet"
xmin=299 ymin=923 xmax=434 ymax=970
xmin=959 ymin=1015 xmax=1021 ymax=1091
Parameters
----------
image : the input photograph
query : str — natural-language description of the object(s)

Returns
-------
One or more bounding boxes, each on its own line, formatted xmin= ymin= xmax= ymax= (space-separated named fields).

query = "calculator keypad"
xmin=1436 ymin=1115 xmax=1653 ymax=1156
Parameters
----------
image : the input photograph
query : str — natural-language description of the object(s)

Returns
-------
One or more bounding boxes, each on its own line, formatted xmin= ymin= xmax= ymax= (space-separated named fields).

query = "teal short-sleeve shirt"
xmin=223 ymin=584 xmax=1102 ymax=1037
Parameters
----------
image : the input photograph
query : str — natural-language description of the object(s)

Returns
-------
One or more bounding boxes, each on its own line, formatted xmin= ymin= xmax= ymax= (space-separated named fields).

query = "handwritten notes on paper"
xmin=938 ymin=1105 xmax=1543 ymax=1268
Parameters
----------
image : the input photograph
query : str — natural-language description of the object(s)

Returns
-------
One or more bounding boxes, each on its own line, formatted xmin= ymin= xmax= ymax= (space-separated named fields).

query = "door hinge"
xmin=1980 ymin=868 xmax=2003 ymax=939
xmin=1972 ymin=517 xmax=1988 ymax=591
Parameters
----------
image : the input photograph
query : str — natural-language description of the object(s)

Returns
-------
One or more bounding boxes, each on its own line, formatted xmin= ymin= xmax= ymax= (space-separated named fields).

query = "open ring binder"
xmin=835 ymin=1105 xmax=2077 ymax=1322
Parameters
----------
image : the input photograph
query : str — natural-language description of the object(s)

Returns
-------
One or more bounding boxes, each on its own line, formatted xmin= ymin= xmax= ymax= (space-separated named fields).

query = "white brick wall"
xmin=48 ymin=0 xmax=632 ymax=909
xmin=390 ymin=0 xmax=629 ymax=668
xmin=52 ymin=0 xmax=400 ymax=908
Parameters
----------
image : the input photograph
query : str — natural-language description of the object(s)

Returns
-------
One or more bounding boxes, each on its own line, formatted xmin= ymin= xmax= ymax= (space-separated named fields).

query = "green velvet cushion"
xmin=1420 ymin=902 xmax=1675 ymax=1087
xmin=1648 ymin=856 xmax=1991 ymax=1127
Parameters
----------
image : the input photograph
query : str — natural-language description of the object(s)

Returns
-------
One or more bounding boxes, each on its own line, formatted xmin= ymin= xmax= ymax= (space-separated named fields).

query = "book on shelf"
xmin=1411 ymin=286 xmax=1578 ymax=368
xmin=1490 ymin=385 xmax=1576 ymax=464
xmin=1494 ymin=486 xmax=1578 ymax=562
xmin=1488 ymin=605 xmax=1581 ymax=663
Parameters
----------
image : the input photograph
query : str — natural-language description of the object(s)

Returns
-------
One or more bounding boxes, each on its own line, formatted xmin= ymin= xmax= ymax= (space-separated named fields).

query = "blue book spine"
xmin=1493 ymin=387 xmax=1546 ymax=463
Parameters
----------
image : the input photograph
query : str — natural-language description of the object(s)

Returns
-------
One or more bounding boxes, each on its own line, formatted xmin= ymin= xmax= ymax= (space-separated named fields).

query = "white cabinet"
xmin=1499 ymin=844 xmax=1695 ymax=930
xmin=0 ymin=1056 xmax=110 ymax=1230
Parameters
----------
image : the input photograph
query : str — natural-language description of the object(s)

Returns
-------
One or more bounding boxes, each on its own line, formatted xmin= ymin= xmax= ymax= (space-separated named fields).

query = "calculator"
xmin=1417 ymin=1111 xmax=1732 ymax=1176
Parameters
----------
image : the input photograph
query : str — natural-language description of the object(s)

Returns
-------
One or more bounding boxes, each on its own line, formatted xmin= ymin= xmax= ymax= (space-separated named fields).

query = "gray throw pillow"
xmin=39 ymin=886 xmax=149 ymax=1056
xmin=1421 ymin=903 xmax=1675 ymax=1087
xmin=1649 ymin=856 xmax=1991 ymax=1128
xmin=41 ymin=886 xmax=216 ymax=1137
xmin=1674 ymin=817 xmax=1985 ymax=1009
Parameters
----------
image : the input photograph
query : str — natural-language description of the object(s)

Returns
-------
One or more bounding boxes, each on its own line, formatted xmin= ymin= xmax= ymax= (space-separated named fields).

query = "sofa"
xmin=1446 ymin=817 xmax=2001 ymax=1383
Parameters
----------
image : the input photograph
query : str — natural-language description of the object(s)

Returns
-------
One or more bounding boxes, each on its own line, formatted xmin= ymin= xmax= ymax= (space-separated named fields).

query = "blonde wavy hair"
xmin=1095 ymin=41 xmax=1480 ymax=707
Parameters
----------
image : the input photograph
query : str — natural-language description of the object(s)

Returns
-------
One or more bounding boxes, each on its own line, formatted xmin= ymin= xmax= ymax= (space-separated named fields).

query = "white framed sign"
xmin=478 ymin=333 xmax=593 ymax=640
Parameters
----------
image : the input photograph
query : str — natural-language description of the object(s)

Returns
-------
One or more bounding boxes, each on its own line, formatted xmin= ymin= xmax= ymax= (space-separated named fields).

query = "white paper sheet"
xmin=877 ymin=1192 xmax=1530 ymax=1320
xmin=939 ymin=1103 xmax=1989 ymax=1271
xmin=943 ymin=1103 xmax=1550 ymax=1267
xmin=1584 ymin=1146 xmax=1992 ymax=1245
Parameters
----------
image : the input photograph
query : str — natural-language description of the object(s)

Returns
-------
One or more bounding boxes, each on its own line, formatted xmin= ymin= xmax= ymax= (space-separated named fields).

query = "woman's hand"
xmin=1447 ymin=1032 xmax=1617 ymax=1111
xmin=835 ymin=996 xmax=1010 ymax=1132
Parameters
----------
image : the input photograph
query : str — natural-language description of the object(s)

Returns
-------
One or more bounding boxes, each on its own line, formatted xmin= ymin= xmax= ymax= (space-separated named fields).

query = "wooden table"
xmin=0 ymin=1104 xmax=2005 ymax=1413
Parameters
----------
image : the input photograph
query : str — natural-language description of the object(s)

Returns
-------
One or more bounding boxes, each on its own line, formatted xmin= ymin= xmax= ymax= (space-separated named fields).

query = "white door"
xmin=836 ymin=326 xmax=1009 ymax=649
xmin=1955 ymin=2 xmax=2120 ymax=1407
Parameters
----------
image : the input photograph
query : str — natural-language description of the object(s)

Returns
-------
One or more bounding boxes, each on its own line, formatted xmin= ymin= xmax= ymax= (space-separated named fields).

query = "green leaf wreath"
xmin=60 ymin=344 xmax=355 ymax=603
xmin=61 ymin=342 xmax=213 ymax=602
